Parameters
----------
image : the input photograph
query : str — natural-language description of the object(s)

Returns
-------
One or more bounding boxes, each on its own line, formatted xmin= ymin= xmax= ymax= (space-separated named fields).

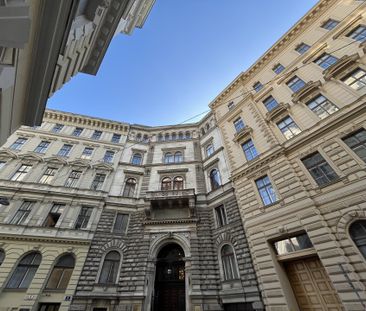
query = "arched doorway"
xmin=153 ymin=243 xmax=185 ymax=311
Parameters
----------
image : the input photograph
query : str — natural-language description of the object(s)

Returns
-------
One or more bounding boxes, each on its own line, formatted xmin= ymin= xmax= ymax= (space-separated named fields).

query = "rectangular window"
xmin=295 ymin=42 xmax=310 ymax=54
xmin=228 ymin=101 xmax=235 ymax=110
xmin=255 ymin=175 xmax=277 ymax=206
xmin=286 ymin=76 xmax=306 ymax=93
xmin=10 ymin=201 xmax=34 ymax=225
xmin=306 ymin=95 xmax=339 ymax=119
xmin=0 ymin=161 xmax=6 ymax=170
xmin=10 ymin=137 xmax=27 ymax=150
xmin=274 ymin=233 xmax=313 ymax=255
xmin=273 ymin=63 xmax=285 ymax=74
xmin=343 ymin=129 xmax=366 ymax=163
xmin=103 ymin=150 xmax=115 ymax=163
xmin=113 ymin=213 xmax=129 ymax=232
xmin=215 ymin=205 xmax=228 ymax=227
xmin=81 ymin=147 xmax=93 ymax=159
xmin=91 ymin=173 xmax=106 ymax=190
xmin=302 ymin=152 xmax=338 ymax=186
xmin=11 ymin=164 xmax=32 ymax=181
xmin=64 ymin=170 xmax=82 ymax=187
xmin=342 ymin=68 xmax=366 ymax=90
xmin=253 ymin=81 xmax=263 ymax=93
xmin=347 ymin=25 xmax=366 ymax=42
xmin=43 ymin=203 xmax=65 ymax=227
xmin=233 ymin=117 xmax=245 ymax=133
xmin=263 ymin=96 xmax=278 ymax=112
xmin=111 ymin=133 xmax=121 ymax=143
xmin=242 ymin=139 xmax=258 ymax=161
xmin=57 ymin=144 xmax=72 ymax=157
xmin=34 ymin=141 xmax=50 ymax=154
xmin=75 ymin=206 xmax=93 ymax=229
xmin=91 ymin=130 xmax=102 ymax=140
xmin=52 ymin=123 xmax=64 ymax=133
xmin=72 ymin=127 xmax=83 ymax=137
xmin=321 ymin=19 xmax=339 ymax=30
xmin=314 ymin=53 xmax=338 ymax=69
xmin=277 ymin=116 xmax=301 ymax=139
xmin=39 ymin=167 xmax=58 ymax=184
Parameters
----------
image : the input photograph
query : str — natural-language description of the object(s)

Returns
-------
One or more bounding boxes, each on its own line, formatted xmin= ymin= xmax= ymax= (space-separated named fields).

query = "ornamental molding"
xmin=292 ymin=81 xmax=322 ymax=104
xmin=44 ymin=156 xmax=68 ymax=165
xmin=203 ymin=157 xmax=219 ymax=171
xmin=0 ymin=234 xmax=90 ymax=245
xmin=18 ymin=153 xmax=44 ymax=163
xmin=123 ymin=169 xmax=144 ymax=176
xmin=143 ymin=218 xmax=198 ymax=225
xmin=157 ymin=168 xmax=189 ymax=174
xmin=69 ymin=159 xmax=92 ymax=168
xmin=99 ymin=239 xmax=127 ymax=253
xmin=265 ymin=103 xmax=290 ymax=123
xmin=0 ymin=149 xmax=18 ymax=159
xmin=302 ymin=42 xmax=328 ymax=64
xmin=323 ymin=53 xmax=360 ymax=81
xmin=233 ymin=126 xmax=253 ymax=144
xmin=92 ymin=162 xmax=114 ymax=171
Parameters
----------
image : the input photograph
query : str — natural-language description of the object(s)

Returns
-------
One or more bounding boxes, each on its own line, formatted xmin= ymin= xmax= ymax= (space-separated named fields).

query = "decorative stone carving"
xmin=292 ymin=80 xmax=322 ymax=104
xmin=323 ymin=53 xmax=360 ymax=81
xmin=233 ymin=126 xmax=253 ymax=143
xmin=265 ymin=103 xmax=290 ymax=123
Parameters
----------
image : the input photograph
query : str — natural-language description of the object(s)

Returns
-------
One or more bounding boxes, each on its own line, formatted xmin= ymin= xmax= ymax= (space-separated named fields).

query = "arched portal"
xmin=153 ymin=243 xmax=186 ymax=311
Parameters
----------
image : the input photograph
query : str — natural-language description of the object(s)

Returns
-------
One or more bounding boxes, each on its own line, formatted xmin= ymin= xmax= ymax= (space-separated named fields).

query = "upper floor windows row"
xmin=157 ymin=131 xmax=192 ymax=142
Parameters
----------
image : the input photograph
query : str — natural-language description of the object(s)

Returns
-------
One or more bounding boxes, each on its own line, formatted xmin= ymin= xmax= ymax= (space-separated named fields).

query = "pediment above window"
xmin=44 ymin=156 xmax=68 ymax=165
xmin=0 ymin=149 xmax=17 ymax=160
xmin=292 ymin=81 xmax=322 ymax=104
xmin=233 ymin=126 xmax=253 ymax=143
xmin=18 ymin=153 xmax=43 ymax=162
xmin=323 ymin=54 xmax=360 ymax=81
xmin=265 ymin=103 xmax=290 ymax=123
xmin=69 ymin=159 xmax=91 ymax=168
xmin=92 ymin=162 xmax=114 ymax=171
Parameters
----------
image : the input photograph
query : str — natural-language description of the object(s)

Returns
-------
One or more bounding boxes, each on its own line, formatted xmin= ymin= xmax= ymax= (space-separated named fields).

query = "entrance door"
xmin=153 ymin=243 xmax=185 ymax=311
xmin=284 ymin=257 xmax=343 ymax=311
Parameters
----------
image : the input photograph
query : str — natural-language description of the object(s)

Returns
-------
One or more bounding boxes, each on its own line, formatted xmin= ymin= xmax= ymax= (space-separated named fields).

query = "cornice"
xmin=0 ymin=233 xmax=90 ymax=245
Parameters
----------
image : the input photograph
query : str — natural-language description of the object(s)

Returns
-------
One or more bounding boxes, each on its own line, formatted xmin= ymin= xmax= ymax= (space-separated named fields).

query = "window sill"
xmin=259 ymin=200 xmax=281 ymax=212
xmin=43 ymin=289 xmax=66 ymax=293
xmin=2 ymin=288 xmax=27 ymax=292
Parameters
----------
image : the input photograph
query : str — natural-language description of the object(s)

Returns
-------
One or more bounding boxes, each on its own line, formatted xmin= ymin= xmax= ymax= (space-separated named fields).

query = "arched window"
xmin=123 ymin=178 xmax=136 ymax=197
xmin=143 ymin=134 xmax=149 ymax=143
xmin=6 ymin=252 xmax=41 ymax=289
xmin=221 ymin=245 xmax=239 ymax=281
xmin=131 ymin=153 xmax=142 ymax=165
xmin=136 ymin=133 xmax=142 ymax=141
xmin=164 ymin=152 xmax=174 ymax=164
xmin=158 ymin=133 xmax=163 ymax=141
xmin=350 ymin=220 xmax=366 ymax=259
xmin=172 ymin=133 xmax=177 ymax=140
xmin=0 ymin=249 xmax=4 ymax=266
xmin=161 ymin=177 xmax=172 ymax=191
xmin=206 ymin=144 xmax=214 ymax=157
xmin=165 ymin=133 xmax=170 ymax=141
xmin=185 ymin=131 xmax=191 ymax=139
xmin=173 ymin=177 xmax=184 ymax=190
xmin=206 ymin=123 xmax=210 ymax=131
xmin=45 ymin=254 xmax=75 ymax=290
xmin=210 ymin=169 xmax=221 ymax=190
xmin=99 ymin=251 xmax=121 ymax=284
xmin=201 ymin=128 xmax=205 ymax=136
xmin=174 ymin=151 xmax=183 ymax=163
xmin=178 ymin=132 xmax=184 ymax=140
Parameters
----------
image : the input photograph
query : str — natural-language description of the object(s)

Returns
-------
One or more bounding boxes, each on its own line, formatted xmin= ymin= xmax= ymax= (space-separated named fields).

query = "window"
xmin=91 ymin=173 xmax=106 ymax=191
xmin=91 ymin=130 xmax=102 ymax=140
xmin=210 ymin=169 xmax=221 ymax=190
xmin=206 ymin=144 xmax=214 ymax=157
xmin=215 ymin=205 xmax=228 ymax=227
xmin=11 ymin=164 xmax=32 ymax=181
xmin=242 ymin=139 xmax=258 ymax=161
xmin=314 ymin=53 xmax=338 ymax=69
xmin=64 ymin=170 xmax=82 ymax=187
xmin=173 ymin=176 xmax=184 ymax=190
xmin=158 ymin=134 xmax=163 ymax=141
xmin=103 ymin=150 xmax=115 ymax=163
xmin=273 ymin=63 xmax=285 ymax=74
xmin=347 ymin=25 xmax=366 ymax=42
xmin=111 ymin=133 xmax=121 ymax=143
xmin=253 ymin=81 xmax=263 ymax=93
xmin=113 ymin=213 xmax=129 ymax=233
xmin=10 ymin=137 xmax=27 ymax=150
xmin=45 ymin=254 xmax=75 ymax=290
xmin=164 ymin=152 xmax=174 ymax=164
xmin=165 ymin=133 xmax=170 ymax=141
xmin=295 ymin=42 xmax=310 ymax=54
xmin=233 ymin=117 xmax=245 ymax=133
xmin=255 ymin=175 xmax=277 ymax=206
xmin=39 ymin=304 xmax=61 ymax=311
xmin=39 ymin=167 xmax=58 ymax=184
xmin=172 ymin=133 xmax=177 ymax=140
xmin=34 ymin=141 xmax=50 ymax=153
xmin=274 ymin=233 xmax=313 ymax=255
xmin=174 ymin=151 xmax=183 ymax=163
xmin=136 ymin=133 xmax=142 ymax=142
xmin=75 ymin=207 xmax=92 ymax=229
xmin=44 ymin=203 xmax=65 ymax=227
xmin=122 ymin=178 xmax=136 ymax=197
xmin=321 ymin=19 xmax=339 ymax=30
xmin=342 ymin=68 xmax=366 ymax=90
xmin=221 ymin=245 xmax=239 ymax=281
xmin=185 ymin=131 xmax=191 ymax=139
xmin=6 ymin=252 xmax=41 ymax=289
xmin=343 ymin=129 xmax=366 ymax=162
xmin=99 ymin=251 xmax=121 ymax=284
xmin=81 ymin=147 xmax=93 ymax=159
xmin=57 ymin=144 xmax=72 ymax=157
xmin=72 ymin=127 xmax=83 ymax=137
xmin=228 ymin=101 xmax=235 ymax=110
xmin=306 ymin=95 xmax=339 ymax=119
xmin=0 ymin=161 xmax=5 ymax=170
xmin=131 ymin=153 xmax=142 ymax=165
xmin=277 ymin=116 xmax=301 ymax=139
xmin=0 ymin=249 xmax=4 ymax=266
xmin=286 ymin=76 xmax=306 ymax=93
xmin=52 ymin=123 xmax=64 ymax=133
xmin=350 ymin=220 xmax=366 ymax=259
xmin=302 ymin=152 xmax=338 ymax=186
xmin=161 ymin=177 xmax=172 ymax=191
xmin=263 ymin=96 xmax=278 ymax=112
xmin=178 ymin=132 xmax=184 ymax=140
xmin=10 ymin=201 xmax=34 ymax=225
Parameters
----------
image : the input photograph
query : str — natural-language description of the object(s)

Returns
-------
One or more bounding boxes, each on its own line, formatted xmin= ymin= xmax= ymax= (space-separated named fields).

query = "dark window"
xmin=111 ymin=133 xmax=121 ymax=143
xmin=306 ymin=95 xmax=338 ymax=119
xmin=72 ymin=127 xmax=83 ymax=137
xmin=295 ymin=42 xmax=310 ymax=54
xmin=242 ymin=139 xmax=258 ymax=161
xmin=172 ymin=133 xmax=177 ymax=140
xmin=6 ymin=252 xmax=41 ymax=289
xmin=99 ymin=251 xmax=121 ymax=284
xmin=233 ymin=117 xmax=245 ymax=133
xmin=39 ymin=167 xmax=57 ymax=184
xmin=39 ymin=303 xmax=61 ymax=311
xmin=274 ymin=233 xmax=313 ymax=255
xmin=343 ymin=129 xmax=366 ymax=162
xmin=322 ymin=19 xmax=339 ymax=30
xmin=158 ymin=134 xmax=163 ymax=141
xmin=11 ymin=164 xmax=32 ymax=181
xmin=173 ymin=176 xmax=184 ymax=190
xmin=91 ymin=130 xmax=102 ymax=140
xmin=185 ymin=131 xmax=191 ymax=139
xmin=228 ymin=101 xmax=235 ymax=110
xmin=103 ymin=150 xmax=114 ymax=163
xmin=45 ymin=254 xmax=75 ymax=290
xmin=91 ymin=173 xmax=106 ymax=191
xmin=0 ymin=249 xmax=4 ymax=266
xmin=273 ymin=63 xmax=285 ymax=74
xmin=0 ymin=161 xmax=6 ymax=170
xmin=215 ymin=205 xmax=228 ymax=227
xmin=44 ymin=203 xmax=65 ymax=227
xmin=263 ymin=96 xmax=278 ymax=112
xmin=10 ymin=137 xmax=27 ymax=150
xmin=302 ymin=152 xmax=338 ymax=186
xmin=34 ymin=141 xmax=50 ymax=154
xmin=347 ymin=25 xmax=366 ymax=42
xmin=113 ymin=213 xmax=129 ymax=233
xmin=350 ymin=220 xmax=366 ymax=259
xmin=75 ymin=207 xmax=92 ymax=229
xmin=81 ymin=147 xmax=93 ymax=159
xmin=64 ymin=170 xmax=82 ymax=187
xmin=161 ymin=177 xmax=172 ymax=191
xmin=123 ymin=178 xmax=136 ymax=197
xmin=52 ymin=124 xmax=64 ymax=133
xmin=57 ymin=144 xmax=72 ymax=157
xmin=165 ymin=133 xmax=170 ymax=141
xmin=255 ymin=175 xmax=277 ymax=206
xmin=253 ymin=81 xmax=263 ymax=93
xmin=314 ymin=53 xmax=338 ymax=69
xmin=131 ymin=153 xmax=142 ymax=165
xmin=286 ymin=76 xmax=306 ymax=93
xmin=342 ymin=68 xmax=366 ymax=90
xmin=10 ymin=201 xmax=34 ymax=225
xmin=277 ymin=116 xmax=301 ymax=139
xmin=221 ymin=245 xmax=239 ymax=280
xmin=210 ymin=169 xmax=221 ymax=190
xmin=178 ymin=132 xmax=184 ymax=140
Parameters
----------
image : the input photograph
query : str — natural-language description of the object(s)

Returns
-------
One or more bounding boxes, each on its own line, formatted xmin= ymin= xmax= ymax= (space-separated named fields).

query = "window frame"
xmin=74 ymin=206 xmax=93 ymax=229
xmin=72 ymin=127 xmax=83 ymax=137
xmin=321 ymin=18 xmax=339 ymax=30
xmin=255 ymin=175 xmax=277 ymax=206
xmin=45 ymin=254 xmax=75 ymax=291
xmin=209 ymin=168 xmax=221 ymax=191
xmin=34 ymin=140 xmax=50 ymax=154
xmin=10 ymin=201 xmax=35 ymax=225
xmin=342 ymin=128 xmax=366 ymax=163
xmin=57 ymin=144 xmax=73 ymax=157
xmin=113 ymin=212 xmax=129 ymax=233
xmin=64 ymin=170 xmax=82 ymax=188
xmin=215 ymin=205 xmax=228 ymax=228
xmin=122 ymin=178 xmax=137 ymax=197
xmin=341 ymin=67 xmax=366 ymax=91
xmin=314 ymin=53 xmax=338 ymax=70
xmin=347 ymin=24 xmax=366 ymax=42
xmin=241 ymin=139 xmax=259 ymax=161
xmin=220 ymin=244 xmax=240 ymax=281
xmin=11 ymin=164 xmax=32 ymax=181
xmin=97 ymin=250 xmax=122 ymax=285
xmin=286 ymin=76 xmax=306 ymax=93
xmin=295 ymin=42 xmax=310 ymax=54
xmin=131 ymin=153 xmax=143 ymax=165
xmin=91 ymin=173 xmax=106 ymax=191
xmin=277 ymin=116 xmax=301 ymax=140
xmin=306 ymin=94 xmax=339 ymax=119
xmin=10 ymin=137 xmax=28 ymax=151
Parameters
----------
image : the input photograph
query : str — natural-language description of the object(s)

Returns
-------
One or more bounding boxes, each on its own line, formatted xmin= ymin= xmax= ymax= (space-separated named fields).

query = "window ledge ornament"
xmin=292 ymin=80 xmax=322 ymax=104
xmin=323 ymin=54 xmax=360 ymax=81
xmin=265 ymin=102 xmax=290 ymax=123
xmin=233 ymin=126 xmax=253 ymax=143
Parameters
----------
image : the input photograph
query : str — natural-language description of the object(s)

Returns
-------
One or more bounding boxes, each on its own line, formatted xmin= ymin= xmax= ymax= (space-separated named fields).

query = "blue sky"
xmin=48 ymin=0 xmax=319 ymax=126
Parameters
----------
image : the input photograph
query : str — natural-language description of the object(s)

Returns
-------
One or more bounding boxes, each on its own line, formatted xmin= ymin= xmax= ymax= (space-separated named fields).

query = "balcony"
xmin=233 ymin=126 xmax=253 ymax=143
xmin=265 ymin=103 xmax=290 ymax=123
